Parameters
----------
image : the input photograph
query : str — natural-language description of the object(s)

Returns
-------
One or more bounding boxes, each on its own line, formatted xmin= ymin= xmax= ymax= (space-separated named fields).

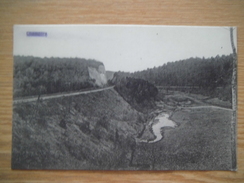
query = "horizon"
xmin=14 ymin=53 xmax=233 ymax=73
xmin=14 ymin=25 xmax=237 ymax=72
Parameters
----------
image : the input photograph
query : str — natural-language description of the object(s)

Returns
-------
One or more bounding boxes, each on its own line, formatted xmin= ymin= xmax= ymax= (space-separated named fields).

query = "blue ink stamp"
xmin=26 ymin=31 xmax=47 ymax=37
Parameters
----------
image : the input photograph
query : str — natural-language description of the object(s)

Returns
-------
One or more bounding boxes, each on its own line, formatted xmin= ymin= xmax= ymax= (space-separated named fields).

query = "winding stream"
xmin=148 ymin=113 xmax=177 ymax=143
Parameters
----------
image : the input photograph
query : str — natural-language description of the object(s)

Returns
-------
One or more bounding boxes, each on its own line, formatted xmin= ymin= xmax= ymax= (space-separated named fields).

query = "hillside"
xmin=12 ymin=77 xmax=234 ymax=170
xmin=12 ymin=89 xmax=146 ymax=170
xmin=111 ymin=74 xmax=158 ymax=113
xmin=126 ymin=54 xmax=233 ymax=102
xmin=13 ymin=56 xmax=108 ymax=98
xmin=12 ymin=54 xmax=235 ymax=170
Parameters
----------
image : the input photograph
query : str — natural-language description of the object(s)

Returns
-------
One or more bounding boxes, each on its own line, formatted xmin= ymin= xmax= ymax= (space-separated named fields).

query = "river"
xmin=148 ymin=113 xmax=177 ymax=143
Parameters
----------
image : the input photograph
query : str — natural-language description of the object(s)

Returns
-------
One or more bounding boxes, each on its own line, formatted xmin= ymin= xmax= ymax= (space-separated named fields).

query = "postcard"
xmin=12 ymin=25 xmax=237 ymax=170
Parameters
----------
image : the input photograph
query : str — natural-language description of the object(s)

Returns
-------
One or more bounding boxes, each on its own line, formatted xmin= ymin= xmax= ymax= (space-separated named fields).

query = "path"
xmin=182 ymin=105 xmax=233 ymax=111
xmin=13 ymin=86 xmax=115 ymax=104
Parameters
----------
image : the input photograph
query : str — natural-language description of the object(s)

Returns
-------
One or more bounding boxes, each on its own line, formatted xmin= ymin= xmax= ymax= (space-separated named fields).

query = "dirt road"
xmin=13 ymin=86 xmax=115 ymax=104
xmin=182 ymin=105 xmax=233 ymax=111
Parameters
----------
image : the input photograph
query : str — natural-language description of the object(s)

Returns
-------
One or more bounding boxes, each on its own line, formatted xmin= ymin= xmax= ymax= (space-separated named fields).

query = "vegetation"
xmin=159 ymin=108 xmax=231 ymax=170
xmin=115 ymin=54 xmax=233 ymax=102
xmin=12 ymin=53 xmax=234 ymax=170
xmin=133 ymin=92 xmax=233 ymax=170
xmin=12 ymin=89 xmax=146 ymax=169
xmin=14 ymin=56 xmax=104 ymax=97
xmin=111 ymin=75 xmax=158 ymax=113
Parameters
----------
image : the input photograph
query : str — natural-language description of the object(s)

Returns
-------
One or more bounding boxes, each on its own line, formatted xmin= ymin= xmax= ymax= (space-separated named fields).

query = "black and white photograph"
xmin=12 ymin=25 xmax=237 ymax=170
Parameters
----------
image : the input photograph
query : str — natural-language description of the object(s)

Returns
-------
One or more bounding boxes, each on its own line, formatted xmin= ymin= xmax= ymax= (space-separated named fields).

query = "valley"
xmin=12 ymin=54 xmax=235 ymax=170
xmin=12 ymin=86 xmax=233 ymax=170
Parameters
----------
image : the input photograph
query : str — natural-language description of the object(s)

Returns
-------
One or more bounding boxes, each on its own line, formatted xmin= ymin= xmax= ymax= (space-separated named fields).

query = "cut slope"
xmin=88 ymin=65 xmax=107 ymax=86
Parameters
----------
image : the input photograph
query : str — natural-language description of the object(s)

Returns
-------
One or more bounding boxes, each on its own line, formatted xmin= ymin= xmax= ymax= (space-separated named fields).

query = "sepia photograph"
xmin=12 ymin=25 xmax=237 ymax=170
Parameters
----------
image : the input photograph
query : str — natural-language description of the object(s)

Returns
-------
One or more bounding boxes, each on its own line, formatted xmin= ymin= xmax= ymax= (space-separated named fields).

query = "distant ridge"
xmin=106 ymin=71 xmax=115 ymax=81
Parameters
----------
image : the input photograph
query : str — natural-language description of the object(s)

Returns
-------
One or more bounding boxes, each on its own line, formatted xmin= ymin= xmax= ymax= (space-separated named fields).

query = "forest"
xmin=114 ymin=54 xmax=233 ymax=102
xmin=13 ymin=56 xmax=103 ymax=98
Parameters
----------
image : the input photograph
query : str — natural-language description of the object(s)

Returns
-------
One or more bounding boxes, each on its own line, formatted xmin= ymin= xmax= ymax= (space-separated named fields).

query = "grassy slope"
xmin=162 ymin=108 xmax=232 ymax=170
xmin=12 ymin=89 xmax=233 ymax=170
xmin=134 ymin=97 xmax=233 ymax=170
xmin=12 ymin=89 xmax=144 ymax=170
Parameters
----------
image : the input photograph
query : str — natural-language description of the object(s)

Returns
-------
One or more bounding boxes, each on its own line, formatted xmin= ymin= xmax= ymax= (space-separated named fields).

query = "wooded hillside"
xmin=13 ymin=56 xmax=104 ymax=97
xmin=111 ymin=75 xmax=158 ymax=113
xmin=122 ymin=54 xmax=233 ymax=102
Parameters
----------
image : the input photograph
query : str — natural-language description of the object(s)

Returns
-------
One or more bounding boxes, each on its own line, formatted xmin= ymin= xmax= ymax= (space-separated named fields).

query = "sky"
xmin=14 ymin=25 xmax=237 ymax=72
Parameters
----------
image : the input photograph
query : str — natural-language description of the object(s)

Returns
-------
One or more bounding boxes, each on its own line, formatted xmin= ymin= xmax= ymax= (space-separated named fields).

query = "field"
xmin=12 ymin=88 xmax=234 ymax=170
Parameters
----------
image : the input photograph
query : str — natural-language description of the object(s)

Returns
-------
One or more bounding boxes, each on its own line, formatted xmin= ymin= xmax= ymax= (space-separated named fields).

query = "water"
xmin=148 ymin=113 xmax=177 ymax=143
